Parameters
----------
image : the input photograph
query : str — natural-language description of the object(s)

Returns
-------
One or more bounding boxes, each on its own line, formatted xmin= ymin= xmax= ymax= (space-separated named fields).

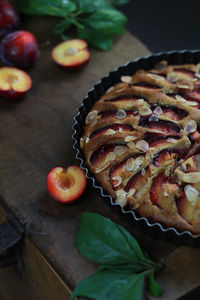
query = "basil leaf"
xmin=70 ymin=270 xmax=144 ymax=300
xmin=83 ymin=8 xmax=127 ymax=36
xmin=54 ymin=19 xmax=73 ymax=34
xmin=17 ymin=0 xmax=76 ymax=16
xmin=147 ymin=271 xmax=164 ymax=297
xmin=77 ymin=26 xmax=113 ymax=50
xmin=78 ymin=0 xmax=110 ymax=13
xmin=75 ymin=213 xmax=147 ymax=264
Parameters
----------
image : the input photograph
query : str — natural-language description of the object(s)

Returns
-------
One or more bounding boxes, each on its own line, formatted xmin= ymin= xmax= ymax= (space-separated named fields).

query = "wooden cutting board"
xmin=0 ymin=16 xmax=200 ymax=300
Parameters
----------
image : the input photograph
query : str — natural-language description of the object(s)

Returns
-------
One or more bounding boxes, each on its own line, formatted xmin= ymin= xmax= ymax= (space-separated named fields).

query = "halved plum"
xmin=139 ymin=118 xmax=181 ymax=135
xmin=173 ymin=68 xmax=195 ymax=79
xmin=132 ymin=82 xmax=161 ymax=89
xmin=176 ymin=190 xmax=195 ymax=224
xmin=150 ymin=173 xmax=179 ymax=211
xmin=147 ymin=135 xmax=180 ymax=149
xmin=125 ymin=166 xmax=151 ymax=197
xmin=89 ymin=123 xmax=133 ymax=140
xmin=151 ymin=105 xmax=188 ymax=121
xmin=100 ymin=109 xmax=138 ymax=120
xmin=109 ymin=154 xmax=145 ymax=188
xmin=104 ymin=94 xmax=147 ymax=103
xmin=153 ymin=150 xmax=178 ymax=167
xmin=90 ymin=144 xmax=128 ymax=170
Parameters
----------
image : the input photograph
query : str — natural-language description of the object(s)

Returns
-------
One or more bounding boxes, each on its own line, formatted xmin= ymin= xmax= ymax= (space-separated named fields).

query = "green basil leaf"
xmin=17 ymin=0 xmax=76 ymax=16
xmin=54 ymin=19 xmax=73 ymax=34
xmin=70 ymin=269 xmax=144 ymax=300
xmin=75 ymin=213 xmax=147 ymax=264
xmin=147 ymin=271 xmax=164 ymax=297
xmin=77 ymin=25 xmax=113 ymax=50
xmin=78 ymin=0 xmax=110 ymax=13
xmin=83 ymin=8 xmax=127 ymax=36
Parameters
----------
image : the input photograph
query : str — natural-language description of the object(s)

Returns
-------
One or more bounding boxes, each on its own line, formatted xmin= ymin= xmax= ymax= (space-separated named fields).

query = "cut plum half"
xmin=125 ymin=167 xmax=151 ymax=197
xmin=173 ymin=68 xmax=195 ymax=79
xmin=109 ymin=154 xmax=145 ymax=188
xmin=139 ymin=118 xmax=181 ymax=135
xmin=151 ymin=104 xmax=188 ymax=121
xmin=0 ymin=67 xmax=32 ymax=99
xmin=104 ymin=94 xmax=147 ymax=103
xmin=89 ymin=123 xmax=133 ymax=140
xmin=132 ymin=82 xmax=161 ymax=89
xmin=100 ymin=109 xmax=138 ymax=120
xmin=51 ymin=39 xmax=90 ymax=70
xmin=176 ymin=188 xmax=197 ymax=225
xmin=145 ymin=134 xmax=181 ymax=149
xmin=150 ymin=173 xmax=180 ymax=212
xmin=90 ymin=144 xmax=128 ymax=171
xmin=153 ymin=150 xmax=178 ymax=167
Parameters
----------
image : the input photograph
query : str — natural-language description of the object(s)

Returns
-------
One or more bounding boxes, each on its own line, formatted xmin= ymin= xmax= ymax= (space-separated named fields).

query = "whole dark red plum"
xmin=0 ymin=0 xmax=20 ymax=38
xmin=0 ymin=30 xmax=40 ymax=68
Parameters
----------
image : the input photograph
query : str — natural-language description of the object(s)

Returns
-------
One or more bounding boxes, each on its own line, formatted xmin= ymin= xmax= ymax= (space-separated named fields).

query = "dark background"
xmin=119 ymin=0 xmax=200 ymax=53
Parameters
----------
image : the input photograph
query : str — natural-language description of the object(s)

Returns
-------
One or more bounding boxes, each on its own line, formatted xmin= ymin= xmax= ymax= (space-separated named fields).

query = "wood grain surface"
xmin=0 ymin=16 xmax=200 ymax=300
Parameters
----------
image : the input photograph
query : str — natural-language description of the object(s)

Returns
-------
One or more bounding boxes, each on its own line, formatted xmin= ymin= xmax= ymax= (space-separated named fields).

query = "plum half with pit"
xmin=51 ymin=39 xmax=90 ymax=70
xmin=46 ymin=166 xmax=87 ymax=203
xmin=0 ymin=0 xmax=20 ymax=38
xmin=0 ymin=67 xmax=32 ymax=99
xmin=0 ymin=30 xmax=40 ymax=68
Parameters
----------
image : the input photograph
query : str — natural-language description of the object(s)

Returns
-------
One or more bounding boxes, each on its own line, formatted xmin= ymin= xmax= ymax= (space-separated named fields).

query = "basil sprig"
xmin=17 ymin=0 xmax=129 ymax=50
xmin=71 ymin=213 xmax=163 ymax=300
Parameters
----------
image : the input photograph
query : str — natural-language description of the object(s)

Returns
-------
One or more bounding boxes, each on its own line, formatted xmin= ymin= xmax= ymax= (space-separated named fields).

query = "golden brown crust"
xmin=81 ymin=61 xmax=200 ymax=234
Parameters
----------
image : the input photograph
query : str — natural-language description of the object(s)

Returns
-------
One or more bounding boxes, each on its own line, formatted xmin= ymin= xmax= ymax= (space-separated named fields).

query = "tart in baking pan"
xmin=80 ymin=60 xmax=200 ymax=234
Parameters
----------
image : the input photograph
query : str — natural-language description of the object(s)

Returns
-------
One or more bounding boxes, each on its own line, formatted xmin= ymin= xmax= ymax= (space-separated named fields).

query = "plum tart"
xmin=80 ymin=61 xmax=200 ymax=234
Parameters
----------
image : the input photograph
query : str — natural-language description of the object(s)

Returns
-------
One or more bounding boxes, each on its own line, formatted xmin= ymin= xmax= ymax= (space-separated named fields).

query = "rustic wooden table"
xmin=0 ymin=16 xmax=200 ymax=300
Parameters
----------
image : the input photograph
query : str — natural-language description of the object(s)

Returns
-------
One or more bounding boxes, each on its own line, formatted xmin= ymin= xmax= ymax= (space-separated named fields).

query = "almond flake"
xmin=195 ymin=72 xmax=200 ymax=79
xmin=119 ymin=127 xmax=123 ymax=132
xmin=112 ymin=176 xmax=122 ymax=187
xmin=105 ymin=152 xmax=116 ymax=163
xmin=85 ymin=137 xmax=90 ymax=143
xmin=126 ymin=157 xmax=135 ymax=172
xmin=87 ymin=110 xmax=98 ymax=123
xmin=140 ymin=107 xmax=152 ymax=116
xmin=164 ymin=191 xmax=169 ymax=197
xmin=135 ymin=99 xmax=144 ymax=104
xmin=105 ymin=129 xmax=116 ymax=135
xmin=125 ymin=136 xmax=137 ymax=142
xmin=115 ymin=190 xmax=127 ymax=206
xmin=167 ymin=72 xmax=178 ymax=82
xmin=106 ymin=86 xmax=114 ymax=93
xmin=182 ymin=172 xmax=200 ymax=183
xmin=116 ymin=88 xmax=125 ymax=93
xmin=121 ymin=75 xmax=132 ymax=83
xmin=177 ymin=84 xmax=190 ymax=89
xmin=141 ymin=168 xmax=146 ymax=176
xmin=181 ymin=163 xmax=187 ymax=171
xmin=127 ymin=188 xmax=136 ymax=198
xmin=133 ymin=156 xmax=144 ymax=171
xmin=188 ymin=101 xmax=198 ymax=106
xmin=167 ymin=138 xmax=177 ymax=143
xmin=184 ymin=184 xmax=199 ymax=206
xmin=184 ymin=120 xmax=197 ymax=133
xmin=153 ymin=106 xmax=163 ymax=115
xmin=175 ymin=95 xmax=187 ymax=102
xmin=116 ymin=109 xmax=126 ymax=119
xmin=136 ymin=140 xmax=149 ymax=151
xmin=149 ymin=114 xmax=158 ymax=122
xmin=147 ymin=73 xmax=163 ymax=81
xmin=114 ymin=146 xmax=127 ymax=156
xmin=127 ymin=142 xmax=135 ymax=149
